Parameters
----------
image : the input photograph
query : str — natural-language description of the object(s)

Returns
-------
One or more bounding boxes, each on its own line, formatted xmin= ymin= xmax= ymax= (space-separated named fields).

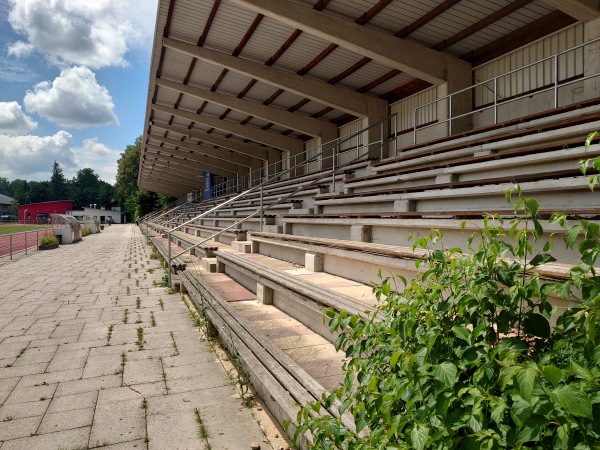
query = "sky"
xmin=0 ymin=0 xmax=159 ymax=184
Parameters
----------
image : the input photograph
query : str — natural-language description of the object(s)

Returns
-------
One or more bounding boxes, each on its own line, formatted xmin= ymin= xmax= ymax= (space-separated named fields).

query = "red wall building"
xmin=18 ymin=200 xmax=73 ymax=224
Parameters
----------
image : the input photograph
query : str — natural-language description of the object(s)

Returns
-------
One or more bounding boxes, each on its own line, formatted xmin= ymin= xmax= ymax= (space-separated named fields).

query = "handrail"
xmin=165 ymin=113 xmax=398 ymax=284
xmin=413 ymin=36 xmax=600 ymax=144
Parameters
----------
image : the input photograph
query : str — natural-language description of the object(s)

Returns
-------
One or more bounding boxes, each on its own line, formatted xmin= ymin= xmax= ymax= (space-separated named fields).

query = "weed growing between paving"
xmin=136 ymin=327 xmax=145 ymax=350
xmin=106 ymin=324 xmax=114 ymax=346
xmin=170 ymin=331 xmax=179 ymax=356
xmin=194 ymin=408 xmax=211 ymax=449
xmin=122 ymin=309 xmax=129 ymax=324
xmin=150 ymin=311 xmax=157 ymax=327
xmin=141 ymin=398 xmax=150 ymax=444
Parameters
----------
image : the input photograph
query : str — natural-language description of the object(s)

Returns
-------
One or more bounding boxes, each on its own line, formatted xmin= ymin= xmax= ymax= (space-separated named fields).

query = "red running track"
xmin=0 ymin=229 xmax=53 ymax=258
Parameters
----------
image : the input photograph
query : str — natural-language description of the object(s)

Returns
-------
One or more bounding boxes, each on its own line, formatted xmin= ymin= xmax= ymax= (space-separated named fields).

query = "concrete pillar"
xmin=584 ymin=18 xmax=600 ymax=100
xmin=362 ymin=102 xmax=390 ymax=159
xmin=350 ymin=225 xmax=372 ymax=242
xmin=437 ymin=61 xmax=473 ymax=137
xmin=435 ymin=173 xmax=459 ymax=184
xmin=318 ymin=128 xmax=340 ymax=170
xmin=256 ymin=282 xmax=274 ymax=305
xmin=305 ymin=252 xmax=323 ymax=272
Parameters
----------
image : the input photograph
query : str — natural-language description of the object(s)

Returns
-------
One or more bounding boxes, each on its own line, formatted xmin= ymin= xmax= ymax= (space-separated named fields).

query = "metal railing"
xmin=0 ymin=228 xmax=53 ymax=263
xmin=158 ymin=113 xmax=398 ymax=284
xmin=413 ymin=37 xmax=600 ymax=144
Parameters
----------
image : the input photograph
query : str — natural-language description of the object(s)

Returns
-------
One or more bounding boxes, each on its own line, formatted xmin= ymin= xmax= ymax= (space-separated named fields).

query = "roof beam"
xmin=138 ymin=171 xmax=197 ymax=191
xmin=144 ymin=162 xmax=203 ymax=183
xmin=138 ymin=182 xmax=186 ymax=197
xmin=542 ymin=0 xmax=600 ymax=22
xmin=144 ymin=149 xmax=240 ymax=179
xmin=156 ymin=78 xmax=337 ymax=138
xmin=152 ymin=103 xmax=303 ymax=153
xmin=151 ymin=121 xmax=277 ymax=160
xmin=163 ymin=37 xmax=385 ymax=117
xmin=145 ymin=141 xmax=244 ymax=175
xmin=229 ymin=0 xmax=460 ymax=84
xmin=147 ymin=132 xmax=253 ymax=167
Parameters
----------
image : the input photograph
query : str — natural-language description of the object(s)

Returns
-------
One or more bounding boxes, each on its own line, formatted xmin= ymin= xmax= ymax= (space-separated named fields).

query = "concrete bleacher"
xmin=143 ymin=97 xmax=599 ymax=446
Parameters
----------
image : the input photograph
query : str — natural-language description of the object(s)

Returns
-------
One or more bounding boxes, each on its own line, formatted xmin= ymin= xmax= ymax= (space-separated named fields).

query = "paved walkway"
xmin=0 ymin=225 xmax=274 ymax=450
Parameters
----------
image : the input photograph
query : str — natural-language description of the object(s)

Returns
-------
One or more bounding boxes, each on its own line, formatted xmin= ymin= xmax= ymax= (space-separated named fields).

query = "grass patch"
xmin=136 ymin=327 xmax=145 ymax=350
xmin=0 ymin=225 xmax=50 ymax=235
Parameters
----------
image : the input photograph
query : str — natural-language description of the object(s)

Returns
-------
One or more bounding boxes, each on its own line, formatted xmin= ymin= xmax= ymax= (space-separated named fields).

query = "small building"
xmin=69 ymin=206 xmax=122 ymax=224
xmin=0 ymin=194 xmax=14 ymax=221
xmin=18 ymin=200 xmax=72 ymax=224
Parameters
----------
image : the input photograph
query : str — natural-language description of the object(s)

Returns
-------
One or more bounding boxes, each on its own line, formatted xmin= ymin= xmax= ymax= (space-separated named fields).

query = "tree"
xmin=0 ymin=177 xmax=10 ymax=196
xmin=49 ymin=161 xmax=67 ymax=200
xmin=70 ymin=168 xmax=101 ymax=210
xmin=115 ymin=136 xmax=170 ymax=220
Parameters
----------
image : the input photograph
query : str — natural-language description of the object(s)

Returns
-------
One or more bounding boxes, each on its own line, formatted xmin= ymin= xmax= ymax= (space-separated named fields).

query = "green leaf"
xmin=390 ymin=351 xmax=401 ymax=369
xmin=543 ymin=365 xmax=562 ymax=387
xmin=565 ymin=225 xmax=581 ymax=249
xmin=452 ymin=325 xmax=471 ymax=343
xmin=515 ymin=365 xmax=537 ymax=402
xmin=551 ymin=385 xmax=593 ymax=418
xmin=569 ymin=360 xmax=594 ymax=381
xmin=410 ymin=423 xmax=429 ymax=450
xmin=528 ymin=252 xmax=556 ymax=267
xmin=523 ymin=313 xmax=551 ymax=338
xmin=585 ymin=130 xmax=598 ymax=149
xmin=433 ymin=362 xmax=458 ymax=387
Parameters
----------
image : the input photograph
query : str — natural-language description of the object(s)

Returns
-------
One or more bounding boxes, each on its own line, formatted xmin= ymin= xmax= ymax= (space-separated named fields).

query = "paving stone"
xmin=47 ymin=391 xmax=98 ymax=413
xmin=89 ymin=398 xmax=146 ymax=446
xmin=0 ymin=399 xmax=50 ymax=421
xmin=4 ymin=383 xmax=57 ymax=405
xmin=54 ymin=374 xmax=122 ymax=397
xmin=38 ymin=407 xmax=94 ymax=433
xmin=123 ymin=357 xmax=164 ymax=386
xmin=0 ymin=426 xmax=90 ymax=450
xmin=0 ymin=415 xmax=42 ymax=441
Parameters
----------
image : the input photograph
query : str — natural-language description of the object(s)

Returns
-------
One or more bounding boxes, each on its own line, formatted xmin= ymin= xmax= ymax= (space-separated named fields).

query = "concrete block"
xmin=435 ymin=173 xmax=458 ymax=184
xmin=289 ymin=208 xmax=314 ymax=215
xmin=231 ymin=241 xmax=253 ymax=253
xmin=305 ymin=252 xmax=323 ymax=272
xmin=262 ymin=225 xmax=283 ymax=233
xmin=256 ymin=283 xmax=274 ymax=305
xmin=350 ymin=225 xmax=372 ymax=242
xmin=216 ymin=261 xmax=226 ymax=273
xmin=201 ymin=258 xmax=218 ymax=273
xmin=283 ymin=223 xmax=293 ymax=234
xmin=393 ymin=199 xmax=416 ymax=212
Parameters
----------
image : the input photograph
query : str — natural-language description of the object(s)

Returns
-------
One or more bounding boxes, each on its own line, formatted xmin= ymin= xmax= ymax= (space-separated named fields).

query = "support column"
xmin=256 ymin=282 xmax=274 ymax=305
xmin=362 ymin=102 xmax=390 ymax=159
xmin=350 ymin=225 xmax=372 ymax=243
xmin=317 ymin=128 xmax=339 ymax=170
xmin=584 ymin=18 xmax=600 ymax=100
xmin=437 ymin=61 xmax=473 ymax=138
xmin=305 ymin=252 xmax=324 ymax=272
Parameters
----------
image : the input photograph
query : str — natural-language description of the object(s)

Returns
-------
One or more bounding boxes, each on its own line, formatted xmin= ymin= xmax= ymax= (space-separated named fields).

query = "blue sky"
xmin=0 ymin=0 xmax=158 ymax=184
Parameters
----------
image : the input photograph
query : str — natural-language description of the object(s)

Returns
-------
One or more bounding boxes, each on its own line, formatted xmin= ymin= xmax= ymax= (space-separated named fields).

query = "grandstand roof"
xmin=139 ymin=0 xmax=591 ymax=196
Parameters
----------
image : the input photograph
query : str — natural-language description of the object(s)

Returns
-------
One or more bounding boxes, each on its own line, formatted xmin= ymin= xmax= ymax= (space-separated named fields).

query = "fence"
xmin=0 ymin=228 xmax=53 ymax=262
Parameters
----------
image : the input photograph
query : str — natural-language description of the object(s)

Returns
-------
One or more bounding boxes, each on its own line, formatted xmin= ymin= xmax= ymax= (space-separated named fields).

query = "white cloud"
xmin=73 ymin=138 xmax=120 ymax=182
xmin=7 ymin=40 xmax=34 ymax=58
xmin=0 ymin=102 xmax=37 ymax=135
xmin=7 ymin=0 xmax=158 ymax=68
xmin=0 ymin=132 xmax=119 ymax=183
xmin=24 ymin=66 xmax=118 ymax=128
xmin=0 ymin=131 xmax=77 ymax=180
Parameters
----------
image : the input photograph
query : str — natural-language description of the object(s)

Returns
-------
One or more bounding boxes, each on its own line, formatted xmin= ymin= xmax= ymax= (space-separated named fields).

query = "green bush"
xmin=291 ymin=145 xmax=600 ymax=448
xmin=81 ymin=226 xmax=92 ymax=236
xmin=40 ymin=235 xmax=59 ymax=246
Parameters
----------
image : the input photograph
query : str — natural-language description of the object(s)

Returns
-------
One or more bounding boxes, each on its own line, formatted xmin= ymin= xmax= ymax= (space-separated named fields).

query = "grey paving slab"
xmin=0 ymin=225 xmax=276 ymax=449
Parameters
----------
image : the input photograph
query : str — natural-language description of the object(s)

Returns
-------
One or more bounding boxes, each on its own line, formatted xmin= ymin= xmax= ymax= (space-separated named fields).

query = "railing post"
xmin=380 ymin=121 xmax=384 ymax=159
xmin=394 ymin=113 xmax=398 ymax=155
xmin=448 ymin=96 xmax=453 ymax=136
xmin=260 ymin=185 xmax=264 ymax=232
xmin=167 ymin=230 xmax=172 ymax=286
xmin=493 ymin=78 xmax=498 ymax=124
xmin=553 ymin=54 xmax=558 ymax=109
xmin=25 ymin=232 xmax=27 ymax=255
xmin=413 ymin=108 xmax=417 ymax=145
xmin=332 ymin=144 xmax=337 ymax=192
xmin=9 ymin=234 xmax=12 ymax=260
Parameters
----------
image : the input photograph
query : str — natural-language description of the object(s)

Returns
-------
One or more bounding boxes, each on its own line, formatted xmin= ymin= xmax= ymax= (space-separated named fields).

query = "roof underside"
xmin=140 ymin=0 xmax=577 ymax=197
